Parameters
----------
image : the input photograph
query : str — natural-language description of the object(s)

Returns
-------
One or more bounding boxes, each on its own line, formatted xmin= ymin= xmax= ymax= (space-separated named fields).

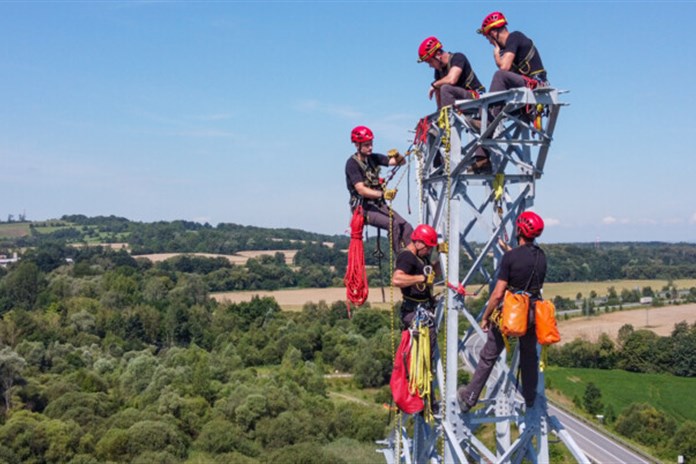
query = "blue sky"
xmin=1 ymin=1 xmax=695 ymax=243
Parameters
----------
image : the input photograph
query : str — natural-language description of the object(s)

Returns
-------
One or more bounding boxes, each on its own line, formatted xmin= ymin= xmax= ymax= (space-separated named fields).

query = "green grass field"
xmin=545 ymin=366 xmax=696 ymax=424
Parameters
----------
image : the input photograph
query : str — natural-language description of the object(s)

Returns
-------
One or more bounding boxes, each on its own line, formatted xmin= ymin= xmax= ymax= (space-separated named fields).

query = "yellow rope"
xmin=493 ymin=174 xmax=505 ymax=202
xmin=437 ymin=105 xmax=453 ymax=453
xmin=385 ymin=191 xmax=402 ymax=461
xmin=539 ymin=345 xmax=548 ymax=372
xmin=408 ymin=321 xmax=433 ymax=422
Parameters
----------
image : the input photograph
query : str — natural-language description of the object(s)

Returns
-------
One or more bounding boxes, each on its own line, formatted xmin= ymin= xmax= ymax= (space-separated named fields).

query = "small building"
xmin=639 ymin=296 xmax=653 ymax=305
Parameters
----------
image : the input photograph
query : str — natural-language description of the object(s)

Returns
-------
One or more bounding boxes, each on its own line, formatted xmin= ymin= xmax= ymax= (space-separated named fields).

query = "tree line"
xmin=549 ymin=322 xmax=696 ymax=376
xmin=0 ymin=245 xmax=396 ymax=463
xmin=4 ymin=216 xmax=696 ymax=284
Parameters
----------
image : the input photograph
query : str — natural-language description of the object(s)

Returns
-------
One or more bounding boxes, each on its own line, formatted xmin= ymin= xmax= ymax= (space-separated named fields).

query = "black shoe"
xmin=457 ymin=386 xmax=473 ymax=413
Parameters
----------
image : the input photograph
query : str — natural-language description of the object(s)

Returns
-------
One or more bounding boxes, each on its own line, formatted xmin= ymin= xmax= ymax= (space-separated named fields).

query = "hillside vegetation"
xmin=1 ymin=216 xmax=696 ymax=462
xmin=2 ymin=216 xmax=696 ymax=290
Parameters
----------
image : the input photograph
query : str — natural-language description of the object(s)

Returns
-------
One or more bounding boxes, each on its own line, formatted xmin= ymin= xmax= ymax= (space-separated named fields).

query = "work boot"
xmin=465 ymin=116 xmax=481 ymax=133
xmin=466 ymin=156 xmax=492 ymax=175
xmin=457 ymin=386 xmax=473 ymax=413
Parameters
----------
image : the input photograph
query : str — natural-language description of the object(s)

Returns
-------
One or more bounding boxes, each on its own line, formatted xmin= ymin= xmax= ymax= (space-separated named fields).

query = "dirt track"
xmin=557 ymin=303 xmax=696 ymax=345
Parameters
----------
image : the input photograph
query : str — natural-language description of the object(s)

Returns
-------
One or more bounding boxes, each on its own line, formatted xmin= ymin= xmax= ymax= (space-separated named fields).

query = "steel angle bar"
xmin=547 ymin=415 xmax=591 ymax=464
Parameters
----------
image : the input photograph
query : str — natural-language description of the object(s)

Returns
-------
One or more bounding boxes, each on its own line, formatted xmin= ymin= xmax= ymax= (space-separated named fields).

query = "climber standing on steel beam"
xmin=345 ymin=125 xmax=413 ymax=253
xmin=417 ymin=36 xmax=486 ymax=109
xmin=457 ymin=211 xmax=547 ymax=412
xmin=478 ymin=11 xmax=549 ymax=92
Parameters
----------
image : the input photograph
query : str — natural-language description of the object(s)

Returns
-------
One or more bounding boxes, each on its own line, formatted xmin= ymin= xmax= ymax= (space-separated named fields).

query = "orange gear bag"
xmin=535 ymin=299 xmax=561 ymax=345
xmin=501 ymin=291 xmax=529 ymax=337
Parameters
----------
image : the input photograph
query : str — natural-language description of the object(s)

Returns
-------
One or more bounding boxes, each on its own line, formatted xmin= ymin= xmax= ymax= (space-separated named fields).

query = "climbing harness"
xmin=512 ymin=41 xmax=546 ymax=82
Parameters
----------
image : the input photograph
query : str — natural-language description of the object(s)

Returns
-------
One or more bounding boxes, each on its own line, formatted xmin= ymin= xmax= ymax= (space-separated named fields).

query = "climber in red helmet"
xmin=478 ymin=11 xmax=549 ymax=93
xmin=458 ymin=211 xmax=548 ymax=413
xmin=392 ymin=224 xmax=441 ymax=362
xmin=345 ymin=125 xmax=413 ymax=253
xmin=417 ymin=36 xmax=486 ymax=109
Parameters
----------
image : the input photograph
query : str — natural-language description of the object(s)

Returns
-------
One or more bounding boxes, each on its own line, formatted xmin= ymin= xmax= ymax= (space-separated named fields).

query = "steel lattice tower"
xmin=379 ymin=87 xmax=589 ymax=463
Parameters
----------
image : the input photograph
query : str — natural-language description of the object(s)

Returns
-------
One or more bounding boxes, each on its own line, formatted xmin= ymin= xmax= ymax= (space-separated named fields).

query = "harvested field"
xmin=70 ymin=242 xmax=130 ymax=250
xmin=0 ymin=223 xmax=30 ymax=238
xmin=557 ymin=303 xmax=696 ymax=345
xmin=212 ymin=286 xmax=393 ymax=310
xmin=134 ymin=249 xmax=297 ymax=266
xmin=212 ymin=286 xmax=696 ymax=341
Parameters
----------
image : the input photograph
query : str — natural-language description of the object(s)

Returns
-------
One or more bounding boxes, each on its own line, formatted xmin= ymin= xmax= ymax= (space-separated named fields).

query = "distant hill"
xmin=1 ymin=215 xmax=696 ymax=282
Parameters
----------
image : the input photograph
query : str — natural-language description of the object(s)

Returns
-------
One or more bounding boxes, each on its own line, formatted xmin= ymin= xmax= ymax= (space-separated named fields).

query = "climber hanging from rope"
xmin=391 ymin=224 xmax=442 ymax=418
xmin=345 ymin=125 xmax=414 ymax=254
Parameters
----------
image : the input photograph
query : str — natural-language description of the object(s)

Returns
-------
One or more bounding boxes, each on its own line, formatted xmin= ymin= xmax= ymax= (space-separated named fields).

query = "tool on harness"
xmin=423 ymin=265 xmax=435 ymax=286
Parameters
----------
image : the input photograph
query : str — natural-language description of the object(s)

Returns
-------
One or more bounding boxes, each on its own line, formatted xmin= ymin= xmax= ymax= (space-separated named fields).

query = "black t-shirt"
xmin=395 ymin=249 xmax=432 ymax=301
xmin=498 ymin=243 xmax=547 ymax=298
xmin=434 ymin=52 xmax=485 ymax=92
xmin=345 ymin=153 xmax=389 ymax=199
xmin=502 ymin=31 xmax=547 ymax=82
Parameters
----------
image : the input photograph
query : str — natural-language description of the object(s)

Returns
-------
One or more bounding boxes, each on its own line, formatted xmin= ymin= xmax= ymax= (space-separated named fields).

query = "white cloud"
xmin=544 ymin=217 xmax=560 ymax=226
xmin=602 ymin=216 xmax=630 ymax=225
xmin=690 ymin=212 xmax=696 ymax=224
xmin=294 ymin=99 xmax=363 ymax=119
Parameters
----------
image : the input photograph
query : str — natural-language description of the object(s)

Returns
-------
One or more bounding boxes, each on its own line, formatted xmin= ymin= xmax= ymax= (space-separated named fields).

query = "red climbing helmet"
xmin=411 ymin=224 xmax=438 ymax=247
xmin=478 ymin=11 xmax=508 ymax=36
xmin=516 ymin=211 xmax=544 ymax=239
xmin=351 ymin=126 xmax=374 ymax=144
xmin=417 ymin=36 xmax=443 ymax=63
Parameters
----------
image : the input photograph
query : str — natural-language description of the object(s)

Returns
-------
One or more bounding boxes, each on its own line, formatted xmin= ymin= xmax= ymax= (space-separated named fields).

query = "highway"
xmin=549 ymin=404 xmax=654 ymax=464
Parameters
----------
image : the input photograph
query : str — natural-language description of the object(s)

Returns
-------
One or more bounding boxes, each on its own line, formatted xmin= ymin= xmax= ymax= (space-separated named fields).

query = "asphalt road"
xmin=549 ymin=404 xmax=654 ymax=464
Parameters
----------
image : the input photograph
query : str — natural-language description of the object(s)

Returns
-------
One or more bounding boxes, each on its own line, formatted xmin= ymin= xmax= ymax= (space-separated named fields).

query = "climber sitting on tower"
xmin=345 ymin=125 xmax=413 ymax=253
xmin=417 ymin=36 xmax=486 ymax=110
xmin=478 ymin=11 xmax=549 ymax=93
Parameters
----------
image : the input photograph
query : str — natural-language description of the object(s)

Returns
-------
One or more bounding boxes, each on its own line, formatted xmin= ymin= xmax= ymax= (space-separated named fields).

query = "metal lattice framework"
xmin=378 ymin=87 xmax=589 ymax=463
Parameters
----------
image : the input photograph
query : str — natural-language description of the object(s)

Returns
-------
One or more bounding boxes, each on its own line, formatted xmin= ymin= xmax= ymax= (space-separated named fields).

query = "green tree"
xmin=194 ymin=418 xmax=260 ymax=457
xmin=0 ymin=347 xmax=26 ymax=412
xmin=582 ymin=382 xmax=603 ymax=415
xmin=669 ymin=421 xmax=696 ymax=463
xmin=615 ymin=403 xmax=676 ymax=447
xmin=0 ymin=261 xmax=44 ymax=311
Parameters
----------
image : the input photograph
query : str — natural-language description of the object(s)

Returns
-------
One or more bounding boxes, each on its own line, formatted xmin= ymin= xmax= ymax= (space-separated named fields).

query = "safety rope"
xmin=437 ymin=105 xmax=452 ymax=450
xmin=408 ymin=316 xmax=433 ymax=423
xmin=493 ymin=174 xmax=510 ymax=243
xmin=383 ymin=178 xmax=402 ymax=461
xmin=344 ymin=206 xmax=369 ymax=317
xmin=539 ymin=345 xmax=549 ymax=372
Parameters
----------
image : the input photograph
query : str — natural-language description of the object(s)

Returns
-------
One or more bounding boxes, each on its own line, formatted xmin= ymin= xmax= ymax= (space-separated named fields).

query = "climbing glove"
xmin=384 ymin=189 xmax=397 ymax=201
